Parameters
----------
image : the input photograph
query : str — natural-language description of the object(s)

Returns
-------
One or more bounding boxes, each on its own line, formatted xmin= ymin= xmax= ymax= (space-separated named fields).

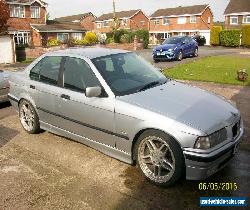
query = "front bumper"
xmin=153 ymin=52 xmax=176 ymax=60
xmin=183 ymin=128 xmax=244 ymax=180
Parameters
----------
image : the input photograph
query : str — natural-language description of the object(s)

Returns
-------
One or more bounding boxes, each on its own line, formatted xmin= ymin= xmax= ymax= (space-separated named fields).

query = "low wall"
xmin=22 ymin=42 xmax=143 ymax=60
xmin=103 ymin=42 xmax=143 ymax=51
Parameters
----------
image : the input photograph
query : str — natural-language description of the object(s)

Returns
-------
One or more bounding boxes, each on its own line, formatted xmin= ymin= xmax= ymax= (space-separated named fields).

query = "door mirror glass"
xmin=86 ymin=86 xmax=102 ymax=98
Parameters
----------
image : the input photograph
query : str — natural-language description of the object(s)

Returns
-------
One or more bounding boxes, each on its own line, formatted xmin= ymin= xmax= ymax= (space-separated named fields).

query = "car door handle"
xmin=30 ymin=85 xmax=35 ymax=89
xmin=61 ymin=94 xmax=70 ymax=100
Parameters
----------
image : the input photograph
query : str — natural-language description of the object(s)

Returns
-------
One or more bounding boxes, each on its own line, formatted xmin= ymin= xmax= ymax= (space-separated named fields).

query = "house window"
xmin=163 ymin=18 xmax=169 ymax=25
xmin=230 ymin=16 xmax=238 ymax=25
xmin=190 ymin=16 xmax=197 ymax=23
xmin=103 ymin=21 xmax=109 ymax=27
xmin=72 ymin=33 xmax=82 ymax=40
xmin=57 ymin=33 xmax=69 ymax=43
xmin=14 ymin=32 xmax=30 ymax=45
xmin=97 ymin=23 xmax=102 ymax=28
xmin=208 ymin=17 xmax=211 ymax=24
xmin=153 ymin=19 xmax=160 ymax=25
xmin=9 ymin=5 xmax=25 ymax=18
xmin=243 ymin=15 xmax=250 ymax=23
xmin=178 ymin=17 xmax=186 ymax=24
xmin=31 ymin=6 xmax=40 ymax=18
xmin=122 ymin=19 xmax=128 ymax=26
xmin=140 ymin=20 xmax=145 ymax=26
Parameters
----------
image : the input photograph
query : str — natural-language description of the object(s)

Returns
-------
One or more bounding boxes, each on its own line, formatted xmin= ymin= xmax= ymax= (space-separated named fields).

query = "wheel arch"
xmin=131 ymin=128 xmax=183 ymax=162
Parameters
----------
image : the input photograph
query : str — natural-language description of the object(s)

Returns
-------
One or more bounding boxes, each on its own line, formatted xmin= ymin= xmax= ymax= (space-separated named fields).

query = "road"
xmin=0 ymin=80 xmax=249 ymax=210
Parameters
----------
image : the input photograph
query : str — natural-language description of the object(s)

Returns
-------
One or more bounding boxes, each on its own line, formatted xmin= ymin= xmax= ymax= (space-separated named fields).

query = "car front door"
xmin=55 ymin=56 xmax=116 ymax=147
xmin=29 ymin=56 xmax=64 ymax=126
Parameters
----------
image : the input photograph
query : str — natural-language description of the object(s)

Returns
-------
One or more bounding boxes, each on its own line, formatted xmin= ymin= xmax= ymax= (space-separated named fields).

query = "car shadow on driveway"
xmin=115 ymin=85 xmax=250 ymax=210
xmin=0 ymin=125 xmax=19 ymax=148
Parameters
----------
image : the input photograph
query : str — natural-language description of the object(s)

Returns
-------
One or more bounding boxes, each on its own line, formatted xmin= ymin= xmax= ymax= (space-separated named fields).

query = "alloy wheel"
xmin=20 ymin=101 xmax=35 ymax=132
xmin=138 ymin=136 xmax=175 ymax=183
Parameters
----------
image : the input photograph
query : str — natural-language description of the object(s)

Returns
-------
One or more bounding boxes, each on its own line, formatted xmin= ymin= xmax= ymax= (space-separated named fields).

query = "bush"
xmin=48 ymin=38 xmax=60 ymax=46
xmin=106 ymin=37 xmax=114 ymax=44
xmin=97 ymin=33 xmax=107 ymax=44
xmin=242 ymin=25 xmax=250 ymax=47
xmin=83 ymin=31 xmax=98 ymax=44
xmin=120 ymin=34 xmax=130 ymax=43
xmin=220 ymin=29 xmax=241 ymax=47
xmin=113 ymin=29 xmax=128 ymax=43
xmin=134 ymin=29 xmax=149 ymax=49
xmin=210 ymin=26 xmax=222 ymax=45
xmin=106 ymin=31 xmax=114 ymax=39
xmin=193 ymin=35 xmax=206 ymax=46
xmin=72 ymin=39 xmax=88 ymax=45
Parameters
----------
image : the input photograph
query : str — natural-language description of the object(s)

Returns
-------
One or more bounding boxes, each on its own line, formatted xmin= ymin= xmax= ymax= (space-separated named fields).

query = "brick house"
xmin=30 ymin=12 xmax=96 ymax=47
xmin=31 ymin=21 xmax=86 ymax=47
xmin=54 ymin=12 xmax=96 ymax=31
xmin=150 ymin=5 xmax=213 ymax=45
xmin=6 ymin=0 xmax=47 ymax=45
xmin=94 ymin=9 xmax=149 ymax=33
xmin=224 ymin=0 xmax=250 ymax=29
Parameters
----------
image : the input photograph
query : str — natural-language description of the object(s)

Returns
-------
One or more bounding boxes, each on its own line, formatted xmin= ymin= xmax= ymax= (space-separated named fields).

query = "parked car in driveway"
xmin=152 ymin=36 xmax=198 ymax=62
xmin=0 ymin=70 xmax=10 ymax=103
xmin=8 ymin=48 xmax=244 ymax=186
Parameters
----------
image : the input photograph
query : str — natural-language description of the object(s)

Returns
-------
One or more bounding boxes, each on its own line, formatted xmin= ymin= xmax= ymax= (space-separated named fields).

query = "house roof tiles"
xmin=151 ymin=4 xmax=208 ymax=17
xmin=224 ymin=0 xmax=250 ymax=14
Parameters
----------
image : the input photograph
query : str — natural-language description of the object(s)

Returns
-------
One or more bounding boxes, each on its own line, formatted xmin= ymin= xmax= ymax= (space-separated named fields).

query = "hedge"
xmin=210 ymin=26 xmax=222 ymax=45
xmin=220 ymin=29 xmax=241 ymax=47
xmin=242 ymin=25 xmax=250 ymax=47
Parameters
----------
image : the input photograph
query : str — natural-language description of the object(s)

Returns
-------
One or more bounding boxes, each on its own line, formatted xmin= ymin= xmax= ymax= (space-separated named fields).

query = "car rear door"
xmin=55 ymin=56 xmax=116 ymax=147
xmin=29 ymin=56 xmax=64 ymax=126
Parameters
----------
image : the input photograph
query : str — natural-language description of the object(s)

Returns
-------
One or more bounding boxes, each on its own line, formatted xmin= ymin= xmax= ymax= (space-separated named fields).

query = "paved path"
xmin=0 ymin=81 xmax=249 ymax=210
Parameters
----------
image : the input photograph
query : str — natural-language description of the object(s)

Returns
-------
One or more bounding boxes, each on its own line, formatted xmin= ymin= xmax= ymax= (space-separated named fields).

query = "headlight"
xmin=194 ymin=128 xmax=227 ymax=150
xmin=168 ymin=48 xmax=174 ymax=52
xmin=194 ymin=136 xmax=211 ymax=149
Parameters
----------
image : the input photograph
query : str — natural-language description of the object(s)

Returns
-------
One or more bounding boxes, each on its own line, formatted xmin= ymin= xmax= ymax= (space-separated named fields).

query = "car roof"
xmin=46 ymin=47 xmax=130 ymax=59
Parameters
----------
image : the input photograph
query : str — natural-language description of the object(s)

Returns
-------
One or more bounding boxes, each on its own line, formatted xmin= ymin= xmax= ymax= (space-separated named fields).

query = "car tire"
xmin=19 ymin=99 xmax=40 ymax=134
xmin=193 ymin=48 xmax=198 ymax=57
xmin=134 ymin=129 xmax=185 ymax=187
xmin=177 ymin=51 xmax=183 ymax=61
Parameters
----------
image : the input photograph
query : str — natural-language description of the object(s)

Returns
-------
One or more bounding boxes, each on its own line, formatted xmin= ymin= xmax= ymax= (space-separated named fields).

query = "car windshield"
xmin=163 ymin=37 xmax=183 ymax=45
xmin=92 ymin=52 xmax=168 ymax=96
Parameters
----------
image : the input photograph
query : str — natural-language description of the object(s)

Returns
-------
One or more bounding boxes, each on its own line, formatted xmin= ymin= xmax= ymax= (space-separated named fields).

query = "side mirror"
xmin=86 ymin=86 xmax=102 ymax=98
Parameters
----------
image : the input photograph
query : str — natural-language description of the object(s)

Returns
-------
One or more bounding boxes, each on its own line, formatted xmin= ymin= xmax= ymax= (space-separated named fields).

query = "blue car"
xmin=152 ymin=36 xmax=198 ymax=62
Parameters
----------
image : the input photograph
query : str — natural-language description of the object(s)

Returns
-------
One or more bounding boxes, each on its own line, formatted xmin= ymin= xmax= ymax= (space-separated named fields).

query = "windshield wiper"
xmin=137 ymin=80 xmax=162 ymax=92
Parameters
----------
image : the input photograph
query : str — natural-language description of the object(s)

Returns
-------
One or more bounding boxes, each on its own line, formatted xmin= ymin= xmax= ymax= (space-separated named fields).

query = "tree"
xmin=0 ymin=0 xmax=10 ymax=34
xmin=112 ymin=0 xmax=120 ymax=38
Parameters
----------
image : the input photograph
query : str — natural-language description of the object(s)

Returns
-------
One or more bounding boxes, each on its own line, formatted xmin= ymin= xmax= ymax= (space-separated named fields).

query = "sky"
xmin=46 ymin=0 xmax=230 ymax=21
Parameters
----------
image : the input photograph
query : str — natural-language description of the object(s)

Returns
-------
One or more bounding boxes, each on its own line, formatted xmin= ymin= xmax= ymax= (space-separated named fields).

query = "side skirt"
xmin=40 ymin=121 xmax=133 ymax=164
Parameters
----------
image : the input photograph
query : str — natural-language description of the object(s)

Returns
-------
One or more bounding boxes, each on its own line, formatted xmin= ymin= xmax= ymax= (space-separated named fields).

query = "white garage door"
xmin=200 ymin=31 xmax=211 ymax=45
xmin=0 ymin=36 xmax=14 ymax=64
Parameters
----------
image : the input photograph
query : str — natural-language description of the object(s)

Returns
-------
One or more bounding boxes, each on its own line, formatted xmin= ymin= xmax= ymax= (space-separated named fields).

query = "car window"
xmin=63 ymin=57 xmax=100 ymax=92
xmin=92 ymin=53 xmax=167 ymax=96
xmin=30 ymin=56 xmax=62 ymax=85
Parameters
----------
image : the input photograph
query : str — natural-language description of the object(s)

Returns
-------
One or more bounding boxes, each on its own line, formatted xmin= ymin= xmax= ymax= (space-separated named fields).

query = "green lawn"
xmin=164 ymin=55 xmax=250 ymax=86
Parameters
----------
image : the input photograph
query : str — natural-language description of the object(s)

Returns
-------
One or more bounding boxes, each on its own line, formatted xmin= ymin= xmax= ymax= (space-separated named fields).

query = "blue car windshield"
xmin=92 ymin=53 xmax=168 ymax=96
xmin=163 ymin=37 xmax=183 ymax=45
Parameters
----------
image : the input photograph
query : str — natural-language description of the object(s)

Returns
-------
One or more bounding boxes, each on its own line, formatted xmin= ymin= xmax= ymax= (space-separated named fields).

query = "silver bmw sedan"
xmin=8 ymin=48 xmax=244 ymax=186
